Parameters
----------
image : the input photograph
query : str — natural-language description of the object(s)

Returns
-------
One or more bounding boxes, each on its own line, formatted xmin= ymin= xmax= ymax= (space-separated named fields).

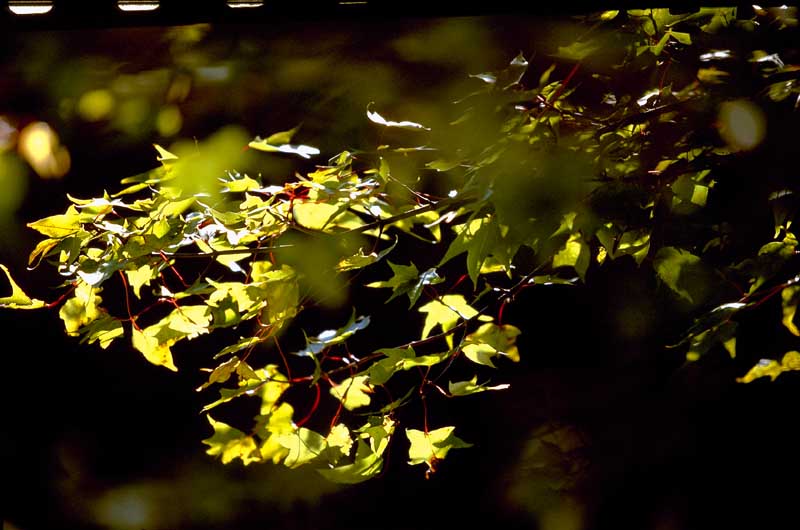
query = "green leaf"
xmin=27 ymin=238 xmax=60 ymax=268
xmin=202 ymin=364 xmax=289 ymax=412
xmin=552 ymin=233 xmax=590 ymax=282
xmin=0 ymin=264 xmax=46 ymax=309
xmin=295 ymin=313 xmax=370 ymax=357
xmin=203 ymin=415 xmax=261 ymax=465
xmin=418 ymin=294 xmax=490 ymax=348
xmin=78 ymin=314 xmax=124 ymax=349
xmin=398 ymin=351 xmax=451 ymax=370
xmin=653 ymin=246 xmax=711 ymax=304
xmin=554 ymin=40 xmax=599 ymax=61
xmin=439 ymin=216 xmax=502 ymax=287
xmin=336 ymin=237 xmax=397 ymax=272
xmin=196 ymin=356 xmax=240 ymax=391
xmin=248 ymin=136 xmax=320 ymax=159
xmin=124 ymin=262 xmax=156 ymax=299
xmin=462 ymin=322 xmax=522 ymax=367
xmin=317 ymin=416 xmax=395 ymax=484
xmin=277 ymin=427 xmax=327 ymax=469
xmin=651 ymin=33 xmax=671 ymax=56
xmin=367 ymin=261 xmax=443 ymax=308
xmin=265 ymin=125 xmax=300 ymax=146
xmin=316 ymin=439 xmax=385 ymax=484
xmin=27 ymin=206 xmax=83 ymax=238
xmin=367 ymin=347 xmax=416 ymax=385
xmin=329 ymin=375 xmax=373 ymax=411
xmin=737 ymin=351 xmax=800 ymax=383
xmin=685 ymin=321 xmax=738 ymax=361
xmin=669 ymin=30 xmax=692 ymax=45
xmin=448 ymin=375 xmax=510 ymax=396
xmin=494 ymin=52 xmax=529 ymax=89
xmin=292 ymin=201 xmax=362 ymax=231
xmin=406 ymin=426 xmax=472 ymax=473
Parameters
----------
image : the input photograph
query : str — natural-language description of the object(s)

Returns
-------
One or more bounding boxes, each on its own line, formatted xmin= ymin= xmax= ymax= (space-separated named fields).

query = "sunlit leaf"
xmin=203 ymin=415 xmax=261 ymax=465
xmin=196 ymin=356 xmax=240 ymax=391
xmin=277 ymin=427 xmax=327 ymax=469
xmin=552 ymin=233 xmax=590 ymax=281
xmin=653 ymin=246 xmax=711 ymax=304
xmin=366 ymin=102 xmax=431 ymax=131
xmin=248 ymin=131 xmax=320 ymax=158
xmin=367 ymin=261 xmax=443 ymax=308
xmin=462 ymin=322 xmax=522 ymax=367
xmin=59 ymin=281 xmax=104 ymax=335
xmin=781 ymin=285 xmax=800 ymax=336
xmin=325 ymin=424 xmax=354 ymax=464
xmin=336 ymin=237 xmax=397 ymax=273
xmin=737 ymin=351 xmax=800 ymax=383
xmin=330 ymin=375 xmax=373 ymax=411
xmin=131 ymin=326 xmax=178 ymax=372
xmin=367 ymin=347 xmax=416 ymax=385
xmin=124 ymin=263 xmax=156 ymax=299
xmin=27 ymin=206 xmax=82 ymax=238
xmin=295 ymin=313 xmax=370 ymax=357
xmin=0 ymin=264 xmax=46 ymax=309
xmin=78 ymin=314 xmax=124 ymax=349
xmin=419 ymin=294 xmax=490 ymax=348
xmin=448 ymin=375 xmax=510 ymax=396
xmin=406 ymin=426 xmax=472 ymax=473
xmin=316 ymin=439 xmax=385 ymax=484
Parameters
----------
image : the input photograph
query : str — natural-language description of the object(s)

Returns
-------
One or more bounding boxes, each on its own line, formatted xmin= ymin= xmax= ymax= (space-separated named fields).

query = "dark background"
xmin=2 ymin=6 xmax=800 ymax=530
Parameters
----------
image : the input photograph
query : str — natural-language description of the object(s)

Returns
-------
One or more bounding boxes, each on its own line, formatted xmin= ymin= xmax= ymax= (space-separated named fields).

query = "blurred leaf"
xmin=366 ymin=102 xmax=431 ymax=131
xmin=554 ymin=40 xmax=599 ymax=61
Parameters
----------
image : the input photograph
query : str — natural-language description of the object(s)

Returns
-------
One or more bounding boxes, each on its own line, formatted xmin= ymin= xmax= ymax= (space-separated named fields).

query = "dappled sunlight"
xmin=2 ymin=6 xmax=800 ymax=530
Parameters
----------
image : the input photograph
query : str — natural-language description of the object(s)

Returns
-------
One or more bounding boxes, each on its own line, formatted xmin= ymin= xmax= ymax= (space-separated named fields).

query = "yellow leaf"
xmin=58 ymin=281 xmax=103 ymax=334
xmin=781 ymin=286 xmax=800 ymax=336
xmin=0 ymin=264 xmax=46 ymax=309
xmin=203 ymin=415 xmax=261 ymax=465
xmin=737 ymin=351 xmax=800 ymax=383
xmin=131 ymin=326 xmax=178 ymax=371
xmin=462 ymin=322 xmax=522 ymax=367
xmin=27 ymin=206 xmax=82 ymax=238
xmin=330 ymin=375 xmax=373 ymax=411
xmin=418 ymin=294 xmax=491 ymax=348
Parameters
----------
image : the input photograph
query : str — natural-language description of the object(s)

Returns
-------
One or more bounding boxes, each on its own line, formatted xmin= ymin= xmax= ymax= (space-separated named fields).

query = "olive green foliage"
xmin=2 ymin=7 xmax=799 ymax=482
